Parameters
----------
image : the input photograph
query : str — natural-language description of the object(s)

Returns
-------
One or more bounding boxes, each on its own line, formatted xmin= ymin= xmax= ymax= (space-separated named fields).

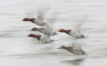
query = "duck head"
xmin=22 ymin=18 xmax=35 ymax=23
xmin=59 ymin=29 xmax=71 ymax=34
xmin=31 ymin=27 xmax=41 ymax=31
xmin=28 ymin=34 xmax=41 ymax=40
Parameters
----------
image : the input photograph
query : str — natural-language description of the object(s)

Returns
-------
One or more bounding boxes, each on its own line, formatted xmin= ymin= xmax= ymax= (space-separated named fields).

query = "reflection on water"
xmin=63 ymin=59 xmax=84 ymax=66
xmin=62 ymin=55 xmax=86 ymax=66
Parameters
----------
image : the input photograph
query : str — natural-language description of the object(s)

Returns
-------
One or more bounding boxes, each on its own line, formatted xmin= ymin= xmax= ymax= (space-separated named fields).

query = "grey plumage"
xmin=58 ymin=42 xmax=86 ymax=55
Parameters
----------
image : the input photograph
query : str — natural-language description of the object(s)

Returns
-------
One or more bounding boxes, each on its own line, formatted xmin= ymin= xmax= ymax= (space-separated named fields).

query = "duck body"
xmin=28 ymin=34 xmax=53 ymax=43
xmin=67 ymin=30 xmax=84 ymax=39
xmin=58 ymin=46 xmax=86 ymax=55
xmin=23 ymin=18 xmax=46 ymax=26
xmin=59 ymin=29 xmax=84 ymax=39
xmin=33 ymin=17 xmax=46 ymax=26
xmin=40 ymin=35 xmax=53 ymax=43
xmin=32 ymin=27 xmax=57 ymax=36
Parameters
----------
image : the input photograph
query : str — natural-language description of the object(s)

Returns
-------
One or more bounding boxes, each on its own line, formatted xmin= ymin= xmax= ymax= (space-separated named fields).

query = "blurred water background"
xmin=0 ymin=0 xmax=107 ymax=66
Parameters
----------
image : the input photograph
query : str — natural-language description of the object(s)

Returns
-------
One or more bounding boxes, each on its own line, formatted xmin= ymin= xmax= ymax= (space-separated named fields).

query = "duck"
xmin=59 ymin=29 xmax=85 ymax=39
xmin=58 ymin=45 xmax=86 ymax=55
xmin=22 ymin=7 xmax=49 ymax=26
xmin=59 ymin=14 xmax=88 ymax=39
xmin=28 ymin=34 xmax=54 ymax=43
xmin=22 ymin=6 xmax=49 ymax=26
xmin=22 ymin=18 xmax=46 ymax=26
xmin=31 ymin=27 xmax=57 ymax=36
xmin=22 ymin=7 xmax=59 ymax=27
xmin=30 ymin=12 xmax=58 ymax=36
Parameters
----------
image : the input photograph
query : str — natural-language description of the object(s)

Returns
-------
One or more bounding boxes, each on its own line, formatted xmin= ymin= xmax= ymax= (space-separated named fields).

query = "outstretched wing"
xmin=36 ymin=10 xmax=45 ymax=21
xmin=36 ymin=6 xmax=50 ymax=21
xmin=75 ymin=14 xmax=89 ymax=33
xmin=41 ymin=12 xmax=59 ymax=36
xmin=43 ymin=24 xmax=53 ymax=36
xmin=71 ymin=40 xmax=82 ymax=48
xmin=46 ymin=12 xmax=59 ymax=28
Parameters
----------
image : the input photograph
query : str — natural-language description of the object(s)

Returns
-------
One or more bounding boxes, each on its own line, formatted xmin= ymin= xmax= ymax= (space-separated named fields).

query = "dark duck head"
xmin=28 ymin=34 xmax=41 ymax=40
xmin=22 ymin=18 xmax=35 ymax=23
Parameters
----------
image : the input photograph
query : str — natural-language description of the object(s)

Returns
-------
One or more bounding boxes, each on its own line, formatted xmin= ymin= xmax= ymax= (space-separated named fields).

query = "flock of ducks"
xmin=22 ymin=8 xmax=87 ymax=56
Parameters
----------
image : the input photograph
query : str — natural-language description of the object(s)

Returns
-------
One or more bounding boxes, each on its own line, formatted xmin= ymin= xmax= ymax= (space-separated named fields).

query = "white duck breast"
xmin=69 ymin=30 xmax=83 ymax=38
xmin=60 ymin=46 xmax=86 ymax=55
xmin=40 ymin=35 xmax=53 ymax=43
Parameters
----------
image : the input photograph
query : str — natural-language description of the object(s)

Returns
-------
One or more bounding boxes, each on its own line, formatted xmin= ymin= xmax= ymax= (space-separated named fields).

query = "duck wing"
xmin=46 ymin=12 xmax=59 ymax=27
xmin=75 ymin=14 xmax=89 ymax=33
xmin=36 ymin=6 xmax=50 ymax=21
xmin=36 ymin=10 xmax=45 ymax=21
xmin=42 ymin=24 xmax=53 ymax=36
xmin=42 ymin=12 xmax=59 ymax=36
